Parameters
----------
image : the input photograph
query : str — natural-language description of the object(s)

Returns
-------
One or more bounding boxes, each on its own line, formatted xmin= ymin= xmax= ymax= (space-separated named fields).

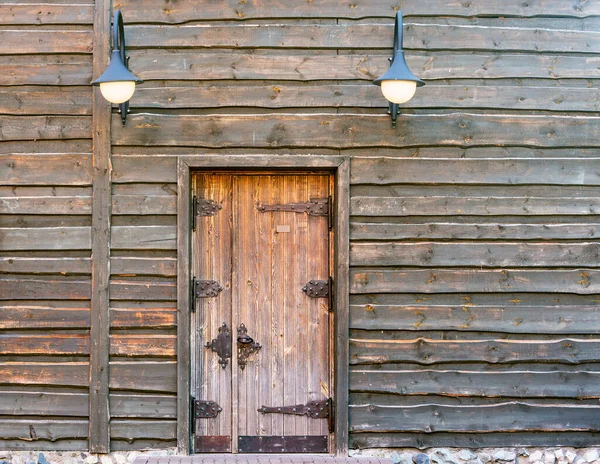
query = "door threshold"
xmin=133 ymin=455 xmax=392 ymax=464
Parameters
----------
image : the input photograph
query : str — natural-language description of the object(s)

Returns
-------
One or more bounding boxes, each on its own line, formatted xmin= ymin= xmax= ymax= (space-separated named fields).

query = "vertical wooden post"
xmin=89 ymin=0 xmax=112 ymax=453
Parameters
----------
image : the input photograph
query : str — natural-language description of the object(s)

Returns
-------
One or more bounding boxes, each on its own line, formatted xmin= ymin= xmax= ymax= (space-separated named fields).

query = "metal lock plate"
xmin=194 ymin=400 xmax=222 ymax=419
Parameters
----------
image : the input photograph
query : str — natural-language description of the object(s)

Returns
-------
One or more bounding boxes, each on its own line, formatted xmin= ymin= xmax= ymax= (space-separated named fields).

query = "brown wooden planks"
xmin=0 ymin=55 xmax=92 ymax=86
xmin=0 ymin=87 xmax=91 ymax=115
xmin=0 ymin=227 xmax=91 ymax=250
xmin=110 ymin=393 xmax=176 ymax=418
xmin=0 ymin=303 xmax=90 ymax=329
xmin=112 ymin=113 xmax=600 ymax=148
xmin=0 ymin=334 xmax=90 ymax=355
xmin=0 ymin=278 xmax=91 ymax=300
xmin=110 ymin=334 xmax=176 ymax=357
xmin=0 ymin=362 xmax=89 ymax=387
xmin=0 ymin=391 xmax=88 ymax=416
xmin=0 ymin=29 xmax=92 ymax=54
xmin=109 ymin=361 xmax=177 ymax=393
xmin=0 ymin=5 xmax=93 ymax=25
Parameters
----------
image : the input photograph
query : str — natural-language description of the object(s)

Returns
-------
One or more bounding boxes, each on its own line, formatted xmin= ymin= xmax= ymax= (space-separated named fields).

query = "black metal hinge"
xmin=258 ymin=397 xmax=334 ymax=433
xmin=192 ymin=196 xmax=223 ymax=231
xmin=302 ymin=276 xmax=334 ymax=312
xmin=193 ymin=399 xmax=223 ymax=419
xmin=327 ymin=195 xmax=333 ymax=230
xmin=190 ymin=277 xmax=223 ymax=312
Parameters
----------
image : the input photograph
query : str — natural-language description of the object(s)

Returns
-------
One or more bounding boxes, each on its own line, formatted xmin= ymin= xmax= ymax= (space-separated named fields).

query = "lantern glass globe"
xmin=99 ymin=81 xmax=136 ymax=104
xmin=381 ymin=79 xmax=417 ymax=104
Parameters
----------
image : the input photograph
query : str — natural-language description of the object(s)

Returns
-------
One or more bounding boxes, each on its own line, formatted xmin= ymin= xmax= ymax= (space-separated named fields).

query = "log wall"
xmin=2 ymin=0 xmax=600 ymax=452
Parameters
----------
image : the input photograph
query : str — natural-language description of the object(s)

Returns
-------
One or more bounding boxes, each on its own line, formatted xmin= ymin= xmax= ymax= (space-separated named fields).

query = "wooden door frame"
xmin=177 ymin=155 xmax=350 ymax=456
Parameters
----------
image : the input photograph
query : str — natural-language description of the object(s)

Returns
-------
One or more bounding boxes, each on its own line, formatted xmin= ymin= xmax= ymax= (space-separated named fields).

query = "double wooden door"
xmin=191 ymin=173 xmax=333 ymax=454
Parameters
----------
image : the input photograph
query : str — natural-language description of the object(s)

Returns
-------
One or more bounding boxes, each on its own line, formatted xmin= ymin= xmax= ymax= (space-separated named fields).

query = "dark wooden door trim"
xmin=177 ymin=155 xmax=350 ymax=456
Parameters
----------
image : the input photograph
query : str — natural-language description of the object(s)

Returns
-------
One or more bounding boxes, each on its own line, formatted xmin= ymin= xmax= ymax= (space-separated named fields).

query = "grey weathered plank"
xmin=350 ymin=196 xmax=600 ymax=217
xmin=0 ymin=362 xmax=89 ymax=387
xmin=350 ymin=302 xmax=600 ymax=334
xmin=1 ymin=154 xmax=92 ymax=185
xmin=111 ymin=257 xmax=177 ymax=277
xmin=0 ymin=227 xmax=91 ymax=250
xmin=349 ymin=370 xmax=600 ymax=398
xmin=0 ymin=278 xmax=91 ymax=300
xmin=127 ymin=23 xmax=600 ymax=53
xmin=349 ymin=402 xmax=600 ymax=432
xmin=0 ymin=196 xmax=92 ymax=214
xmin=350 ymin=222 xmax=600 ymax=240
xmin=109 ymin=280 xmax=176 ymax=301
xmin=0 ymin=257 xmax=90 ymax=274
xmin=0 ymin=87 xmax=91 ymax=115
xmin=0 ymin=391 xmax=88 ymax=416
xmin=0 ymin=5 xmax=93 ymax=25
xmin=350 ymin=242 xmax=600 ymax=267
xmin=131 ymin=84 xmax=600 ymax=112
xmin=0 ymin=334 xmax=89 ymax=355
xmin=349 ymin=432 xmax=600 ymax=450
xmin=0 ymin=139 xmax=92 ymax=155
xmin=112 ymin=195 xmax=176 ymax=215
xmin=349 ymin=337 xmax=600 ymax=365
xmin=0 ymin=420 xmax=88 ymax=440
xmin=0 ymin=55 xmax=92 ymax=86
xmin=0 ymin=116 xmax=91 ymax=140
xmin=110 ymin=361 xmax=177 ymax=393
xmin=351 ymin=158 xmax=600 ymax=186
xmin=112 ymin=226 xmax=176 ymax=250
xmin=111 ymin=420 xmax=176 ymax=440
xmin=0 ymin=29 xmax=92 ymax=54
xmin=116 ymin=0 xmax=600 ymax=23
xmin=350 ymin=269 xmax=600 ymax=294
xmin=112 ymin=113 xmax=600 ymax=148
xmin=131 ymin=51 xmax=600 ymax=81
xmin=0 ymin=304 xmax=90 ymax=329
xmin=110 ymin=394 xmax=176 ymax=418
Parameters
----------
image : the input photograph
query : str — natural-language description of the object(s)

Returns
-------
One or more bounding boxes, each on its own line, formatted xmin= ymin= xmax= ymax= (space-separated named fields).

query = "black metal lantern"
xmin=91 ymin=10 xmax=143 ymax=125
xmin=373 ymin=11 xmax=425 ymax=128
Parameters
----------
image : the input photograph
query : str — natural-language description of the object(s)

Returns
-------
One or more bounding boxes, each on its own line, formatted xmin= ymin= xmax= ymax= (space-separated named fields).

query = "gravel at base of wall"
xmin=350 ymin=448 xmax=600 ymax=464
xmin=1 ymin=448 xmax=600 ymax=464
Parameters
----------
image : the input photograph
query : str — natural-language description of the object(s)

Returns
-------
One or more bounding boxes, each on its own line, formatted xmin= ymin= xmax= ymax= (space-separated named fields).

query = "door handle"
xmin=237 ymin=323 xmax=261 ymax=370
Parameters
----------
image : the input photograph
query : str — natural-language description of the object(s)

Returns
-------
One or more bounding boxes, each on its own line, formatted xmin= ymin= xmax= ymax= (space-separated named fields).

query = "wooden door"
xmin=191 ymin=173 xmax=333 ymax=454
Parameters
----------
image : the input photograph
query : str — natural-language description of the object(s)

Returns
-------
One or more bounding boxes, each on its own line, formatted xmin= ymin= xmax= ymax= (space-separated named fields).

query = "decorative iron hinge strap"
xmin=257 ymin=198 xmax=329 ymax=217
xmin=193 ymin=399 xmax=223 ymax=419
xmin=191 ymin=277 xmax=223 ymax=312
xmin=302 ymin=276 xmax=334 ymax=312
xmin=192 ymin=196 xmax=223 ymax=231
xmin=258 ymin=398 xmax=334 ymax=432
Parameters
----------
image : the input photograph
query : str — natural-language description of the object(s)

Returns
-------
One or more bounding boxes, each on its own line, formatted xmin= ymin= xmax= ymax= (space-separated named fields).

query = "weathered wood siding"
xmin=109 ymin=0 xmax=600 ymax=450
xmin=0 ymin=0 xmax=94 ymax=450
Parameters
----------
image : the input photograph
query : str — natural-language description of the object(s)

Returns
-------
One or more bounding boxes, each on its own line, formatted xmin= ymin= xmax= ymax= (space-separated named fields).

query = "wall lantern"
xmin=373 ymin=11 xmax=425 ymax=128
xmin=91 ymin=10 xmax=143 ymax=125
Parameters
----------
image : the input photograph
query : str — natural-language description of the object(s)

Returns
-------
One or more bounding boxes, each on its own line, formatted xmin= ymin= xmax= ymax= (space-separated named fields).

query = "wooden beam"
xmin=89 ymin=0 xmax=111 ymax=453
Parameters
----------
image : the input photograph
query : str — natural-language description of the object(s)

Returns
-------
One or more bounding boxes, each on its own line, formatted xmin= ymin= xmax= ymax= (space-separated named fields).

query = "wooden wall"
xmin=2 ymin=0 xmax=600 ymax=452
xmin=0 ymin=0 xmax=94 ymax=450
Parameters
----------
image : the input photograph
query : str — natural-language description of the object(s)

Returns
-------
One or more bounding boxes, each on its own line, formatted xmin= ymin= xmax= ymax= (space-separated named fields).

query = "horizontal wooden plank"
xmin=0 ymin=30 xmax=92 ymax=54
xmin=126 ymin=23 xmax=600 ymax=53
xmin=0 ymin=257 xmax=90 ymax=274
xmin=0 ymin=362 xmax=88 ymax=387
xmin=0 ymin=334 xmax=89 ymax=355
xmin=0 ymin=420 xmax=88 ymax=440
xmin=0 ymin=391 xmax=88 ymax=416
xmin=0 ymin=278 xmax=91 ymax=300
xmin=0 ymin=5 xmax=93 ymax=25
xmin=350 ymin=222 xmax=600 ymax=240
xmin=110 ymin=393 xmax=176 ymax=418
xmin=111 ymin=419 xmax=176 ymax=440
xmin=116 ymin=0 xmax=600 ymax=22
xmin=112 ymin=155 xmax=177 ymax=183
xmin=349 ymin=432 xmax=600 ymax=450
xmin=131 ymin=84 xmax=600 ymax=112
xmin=350 ymin=370 xmax=600 ymax=398
xmin=109 ymin=280 xmax=176 ymax=301
xmin=351 ymin=242 xmax=600 ymax=267
xmin=0 ymin=227 xmax=91 ymax=250
xmin=0 ymin=140 xmax=92 ymax=155
xmin=0 ymin=440 xmax=88 ymax=451
xmin=349 ymin=402 xmax=600 ymax=432
xmin=0 ymin=87 xmax=91 ymax=115
xmin=351 ymin=158 xmax=600 ymax=186
xmin=111 ymin=257 xmax=176 ymax=277
xmin=350 ymin=269 xmax=600 ymax=294
xmin=350 ymin=196 xmax=600 ymax=216
xmin=350 ymin=303 xmax=600 ymax=334
xmin=0 ymin=116 xmax=91 ymax=141
xmin=112 ymin=195 xmax=176 ymax=215
xmin=349 ymin=337 xmax=600 ymax=365
xmin=1 ymin=154 xmax=91 ymax=185
xmin=110 ymin=334 xmax=176 ymax=357
xmin=0 ymin=196 xmax=92 ymax=215
xmin=0 ymin=55 xmax=92 ymax=86
xmin=112 ymin=113 xmax=600 ymax=148
xmin=109 ymin=361 xmax=177 ymax=393
xmin=0 ymin=305 xmax=90 ymax=329
xmin=111 ymin=308 xmax=176 ymax=328
xmin=112 ymin=225 xmax=176 ymax=250
xmin=130 ymin=51 xmax=600 ymax=81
